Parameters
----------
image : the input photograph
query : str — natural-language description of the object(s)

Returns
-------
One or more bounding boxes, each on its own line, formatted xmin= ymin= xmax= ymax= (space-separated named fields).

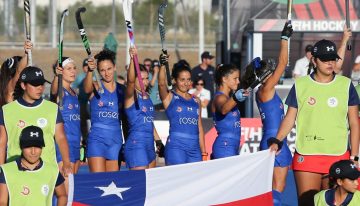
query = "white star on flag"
xmin=95 ymin=181 xmax=131 ymax=200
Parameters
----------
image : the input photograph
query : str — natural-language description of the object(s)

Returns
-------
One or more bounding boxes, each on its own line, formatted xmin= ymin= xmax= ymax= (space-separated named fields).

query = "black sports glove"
xmin=267 ymin=137 xmax=283 ymax=150
xmin=281 ymin=21 xmax=293 ymax=41
xmin=159 ymin=53 xmax=168 ymax=66
xmin=155 ymin=140 xmax=165 ymax=158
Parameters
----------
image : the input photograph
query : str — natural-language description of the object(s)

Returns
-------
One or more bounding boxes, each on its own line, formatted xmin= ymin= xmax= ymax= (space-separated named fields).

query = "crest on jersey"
xmin=176 ymin=107 xmax=182 ymax=112
xmin=17 ymin=120 xmax=26 ymax=128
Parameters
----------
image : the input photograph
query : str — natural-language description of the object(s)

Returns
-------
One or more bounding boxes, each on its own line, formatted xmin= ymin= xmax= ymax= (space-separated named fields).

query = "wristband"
xmin=202 ymin=152 xmax=208 ymax=156
xmin=281 ymin=36 xmax=289 ymax=41
xmin=350 ymin=156 xmax=359 ymax=161
xmin=267 ymin=137 xmax=283 ymax=150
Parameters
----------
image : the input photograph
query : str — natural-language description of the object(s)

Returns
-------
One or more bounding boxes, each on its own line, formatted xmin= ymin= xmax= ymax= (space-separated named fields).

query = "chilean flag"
xmin=68 ymin=150 xmax=275 ymax=206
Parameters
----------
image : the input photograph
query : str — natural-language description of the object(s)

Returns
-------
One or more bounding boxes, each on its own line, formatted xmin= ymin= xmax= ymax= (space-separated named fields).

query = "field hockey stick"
xmin=122 ymin=0 xmax=146 ymax=97
xmin=58 ymin=9 xmax=69 ymax=109
xmin=345 ymin=0 xmax=352 ymax=51
xmin=24 ymin=0 xmax=32 ymax=66
xmin=286 ymin=0 xmax=292 ymax=67
xmin=158 ymin=1 xmax=172 ymax=88
xmin=75 ymin=7 xmax=104 ymax=94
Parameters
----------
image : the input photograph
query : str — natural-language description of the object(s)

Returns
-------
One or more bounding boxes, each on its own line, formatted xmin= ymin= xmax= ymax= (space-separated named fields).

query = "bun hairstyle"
xmin=215 ymin=64 xmax=238 ymax=87
xmin=95 ymin=49 xmax=116 ymax=66
xmin=172 ymin=59 xmax=191 ymax=80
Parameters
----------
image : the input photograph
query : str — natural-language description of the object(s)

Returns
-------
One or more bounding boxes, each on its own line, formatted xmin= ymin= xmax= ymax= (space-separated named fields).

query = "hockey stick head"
xmin=241 ymin=57 xmax=276 ymax=90
xmin=61 ymin=9 xmax=69 ymax=20
xmin=75 ymin=7 xmax=86 ymax=29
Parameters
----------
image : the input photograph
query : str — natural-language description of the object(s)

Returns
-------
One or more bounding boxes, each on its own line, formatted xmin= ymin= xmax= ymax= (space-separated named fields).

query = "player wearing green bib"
xmin=0 ymin=125 xmax=66 ymax=206
xmin=0 ymin=67 xmax=72 ymax=177
xmin=314 ymin=160 xmax=360 ymax=206
xmin=269 ymin=39 xmax=360 ymax=206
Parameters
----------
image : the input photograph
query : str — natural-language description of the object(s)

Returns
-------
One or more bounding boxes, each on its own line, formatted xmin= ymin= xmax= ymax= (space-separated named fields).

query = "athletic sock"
xmin=272 ymin=190 xmax=282 ymax=206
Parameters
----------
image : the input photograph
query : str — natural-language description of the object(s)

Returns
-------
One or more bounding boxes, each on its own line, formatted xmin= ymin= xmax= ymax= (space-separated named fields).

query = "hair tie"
xmin=6 ymin=58 xmax=15 ymax=69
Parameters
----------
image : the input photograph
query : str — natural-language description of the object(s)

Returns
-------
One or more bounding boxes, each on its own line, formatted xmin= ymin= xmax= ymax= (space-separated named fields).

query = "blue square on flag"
xmin=72 ymin=170 xmax=146 ymax=206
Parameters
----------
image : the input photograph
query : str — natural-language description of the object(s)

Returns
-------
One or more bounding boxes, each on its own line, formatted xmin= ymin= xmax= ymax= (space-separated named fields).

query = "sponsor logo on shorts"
xmin=327 ymin=97 xmax=338 ymax=108
xmin=307 ymin=97 xmax=316 ymax=105
xmin=41 ymin=184 xmax=49 ymax=196
xmin=17 ymin=120 xmax=26 ymax=128
xmin=297 ymin=156 xmax=304 ymax=163
xmin=37 ymin=118 xmax=48 ymax=128
xmin=21 ymin=186 xmax=30 ymax=196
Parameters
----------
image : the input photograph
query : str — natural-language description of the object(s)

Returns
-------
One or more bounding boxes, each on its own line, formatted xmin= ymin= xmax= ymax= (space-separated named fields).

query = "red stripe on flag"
xmin=294 ymin=4 xmax=310 ymax=20
xmin=324 ymin=0 xmax=342 ymax=20
xmin=309 ymin=2 xmax=325 ymax=20
xmin=259 ymin=19 xmax=278 ymax=32
xmin=338 ymin=0 xmax=358 ymax=20
xmin=212 ymin=191 xmax=273 ymax=206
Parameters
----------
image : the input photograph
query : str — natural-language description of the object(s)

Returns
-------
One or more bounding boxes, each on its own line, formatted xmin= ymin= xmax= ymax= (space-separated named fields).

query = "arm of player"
xmin=50 ymin=65 xmax=64 ymax=102
xmin=348 ymin=105 xmax=359 ymax=160
xmin=0 ymin=126 xmax=7 ymax=165
xmin=158 ymin=54 xmax=172 ymax=109
xmin=83 ymin=57 xmax=97 ymax=96
xmin=269 ymin=106 xmax=297 ymax=152
xmin=196 ymin=99 xmax=206 ymax=160
xmin=0 ymin=183 xmax=9 ymax=206
xmin=54 ymin=181 xmax=67 ymax=206
xmin=54 ymin=123 xmax=72 ymax=176
xmin=124 ymin=47 xmax=137 ymax=108
xmin=335 ymin=25 xmax=352 ymax=73
xmin=8 ymin=40 xmax=33 ymax=95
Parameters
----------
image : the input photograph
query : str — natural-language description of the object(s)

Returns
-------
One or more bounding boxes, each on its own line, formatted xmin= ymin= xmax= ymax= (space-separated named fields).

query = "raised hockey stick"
xmin=58 ymin=9 xmax=69 ymax=109
xmin=286 ymin=0 xmax=292 ymax=67
xmin=345 ymin=0 xmax=352 ymax=51
xmin=122 ymin=0 xmax=146 ymax=97
xmin=24 ymin=0 xmax=32 ymax=66
xmin=158 ymin=1 xmax=172 ymax=88
xmin=75 ymin=7 xmax=104 ymax=94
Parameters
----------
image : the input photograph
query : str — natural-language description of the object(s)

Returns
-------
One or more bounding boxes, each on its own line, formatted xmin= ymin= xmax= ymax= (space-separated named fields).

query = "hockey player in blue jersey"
xmin=158 ymin=55 xmax=207 ymax=165
xmin=51 ymin=57 xmax=81 ymax=175
xmin=242 ymin=22 xmax=293 ymax=206
xmin=84 ymin=50 xmax=125 ymax=173
xmin=124 ymin=47 xmax=164 ymax=170
xmin=211 ymin=64 xmax=248 ymax=159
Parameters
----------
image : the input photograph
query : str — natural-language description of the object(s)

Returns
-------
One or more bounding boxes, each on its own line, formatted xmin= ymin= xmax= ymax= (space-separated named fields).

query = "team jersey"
xmin=255 ymin=91 xmax=284 ymax=138
xmin=89 ymin=82 xmax=124 ymax=143
xmin=213 ymin=91 xmax=241 ymax=138
xmin=314 ymin=189 xmax=360 ymax=206
xmin=125 ymin=93 xmax=154 ymax=134
xmin=61 ymin=88 xmax=81 ymax=143
xmin=165 ymin=91 xmax=200 ymax=137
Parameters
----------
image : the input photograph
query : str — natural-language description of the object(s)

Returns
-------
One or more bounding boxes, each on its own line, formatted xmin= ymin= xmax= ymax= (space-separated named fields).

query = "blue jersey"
xmin=89 ymin=82 xmax=124 ymax=144
xmin=165 ymin=91 xmax=199 ymax=137
xmin=256 ymin=91 xmax=292 ymax=167
xmin=213 ymin=92 xmax=241 ymax=138
xmin=211 ymin=91 xmax=241 ymax=159
xmin=61 ymin=88 xmax=81 ymax=142
xmin=255 ymin=91 xmax=284 ymax=139
xmin=125 ymin=93 xmax=154 ymax=134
